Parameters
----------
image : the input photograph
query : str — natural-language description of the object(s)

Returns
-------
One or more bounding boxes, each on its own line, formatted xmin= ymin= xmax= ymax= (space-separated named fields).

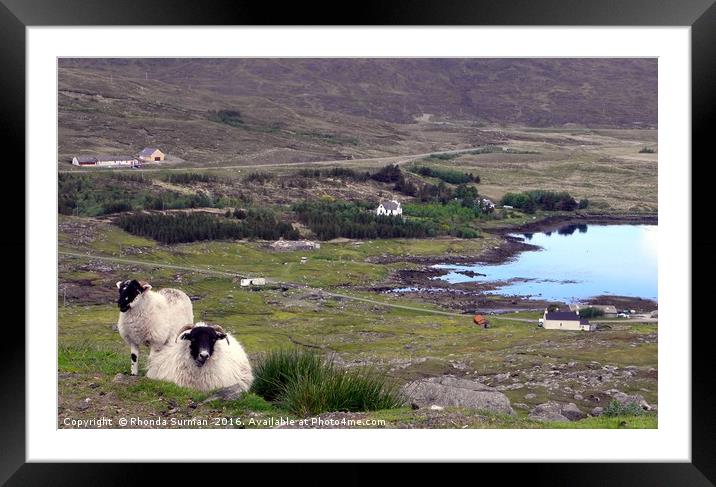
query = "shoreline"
xmin=369 ymin=212 xmax=658 ymax=313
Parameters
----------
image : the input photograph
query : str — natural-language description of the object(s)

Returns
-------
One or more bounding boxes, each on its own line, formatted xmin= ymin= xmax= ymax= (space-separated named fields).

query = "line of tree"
xmin=411 ymin=165 xmax=480 ymax=184
xmin=162 ymin=172 xmax=218 ymax=185
xmin=116 ymin=210 xmax=299 ymax=244
xmin=292 ymin=200 xmax=436 ymax=240
xmin=296 ymin=167 xmax=371 ymax=181
xmin=500 ymin=190 xmax=587 ymax=213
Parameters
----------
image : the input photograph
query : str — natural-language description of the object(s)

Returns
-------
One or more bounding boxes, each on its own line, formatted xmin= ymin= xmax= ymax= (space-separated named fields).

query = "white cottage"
xmin=240 ymin=278 xmax=266 ymax=287
xmin=540 ymin=309 xmax=594 ymax=331
xmin=376 ymin=199 xmax=402 ymax=216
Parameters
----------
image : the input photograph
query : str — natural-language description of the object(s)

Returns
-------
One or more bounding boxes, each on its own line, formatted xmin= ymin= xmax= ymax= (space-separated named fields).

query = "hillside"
xmin=58 ymin=58 xmax=657 ymax=165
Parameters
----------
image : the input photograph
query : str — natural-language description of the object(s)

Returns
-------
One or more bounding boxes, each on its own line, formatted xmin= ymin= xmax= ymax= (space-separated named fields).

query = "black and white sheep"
xmin=116 ymin=279 xmax=194 ymax=375
xmin=146 ymin=322 xmax=254 ymax=392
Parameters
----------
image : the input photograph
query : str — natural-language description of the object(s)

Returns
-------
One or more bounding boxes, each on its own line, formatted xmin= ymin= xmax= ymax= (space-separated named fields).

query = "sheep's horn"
xmin=175 ymin=324 xmax=194 ymax=342
xmin=210 ymin=324 xmax=225 ymax=334
xmin=210 ymin=324 xmax=230 ymax=345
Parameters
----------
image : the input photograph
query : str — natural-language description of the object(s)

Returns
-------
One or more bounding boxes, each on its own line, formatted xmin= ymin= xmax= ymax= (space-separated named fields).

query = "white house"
xmin=376 ymin=199 xmax=402 ymax=216
xmin=240 ymin=277 xmax=266 ymax=287
xmin=138 ymin=147 xmax=165 ymax=162
xmin=540 ymin=309 xmax=594 ymax=331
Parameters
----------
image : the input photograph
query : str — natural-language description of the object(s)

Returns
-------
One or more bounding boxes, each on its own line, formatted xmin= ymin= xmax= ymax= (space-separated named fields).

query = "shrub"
xmin=244 ymin=172 xmax=274 ymax=184
xmin=163 ymin=172 xmax=217 ymax=185
xmin=370 ymin=164 xmax=402 ymax=183
xmin=578 ymin=307 xmax=604 ymax=318
xmin=638 ymin=147 xmax=656 ymax=154
xmin=602 ymin=399 xmax=645 ymax=417
xmin=208 ymin=109 xmax=244 ymax=127
xmin=251 ymin=349 xmax=405 ymax=415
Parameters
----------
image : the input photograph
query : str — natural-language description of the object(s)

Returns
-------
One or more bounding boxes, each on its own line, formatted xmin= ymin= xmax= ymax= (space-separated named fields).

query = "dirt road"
xmin=57 ymin=146 xmax=493 ymax=174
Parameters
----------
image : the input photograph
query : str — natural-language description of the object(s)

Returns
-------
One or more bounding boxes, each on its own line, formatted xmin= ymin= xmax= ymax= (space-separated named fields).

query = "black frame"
xmin=4 ymin=0 xmax=714 ymax=484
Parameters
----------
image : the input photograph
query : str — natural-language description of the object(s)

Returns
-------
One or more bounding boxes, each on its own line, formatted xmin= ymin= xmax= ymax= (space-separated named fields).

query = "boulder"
xmin=202 ymin=383 xmax=248 ymax=403
xmin=612 ymin=392 xmax=652 ymax=410
xmin=591 ymin=407 xmax=604 ymax=416
xmin=561 ymin=402 xmax=586 ymax=421
xmin=402 ymin=376 xmax=515 ymax=415
xmin=528 ymin=401 xmax=570 ymax=422
xmin=529 ymin=401 xmax=585 ymax=422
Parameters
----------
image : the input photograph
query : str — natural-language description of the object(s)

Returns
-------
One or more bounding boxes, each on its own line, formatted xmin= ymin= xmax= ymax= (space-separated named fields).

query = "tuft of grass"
xmin=250 ymin=348 xmax=326 ymax=402
xmin=602 ymin=399 xmax=646 ymax=417
xmin=250 ymin=348 xmax=405 ymax=415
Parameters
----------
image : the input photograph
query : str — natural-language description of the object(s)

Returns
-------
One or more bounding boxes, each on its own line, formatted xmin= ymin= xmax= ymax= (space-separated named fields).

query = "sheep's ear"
xmin=216 ymin=332 xmax=229 ymax=346
xmin=116 ymin=281 xmax=123 ymax=289
xmin=175 ymin=324 xmax=194 ymax=342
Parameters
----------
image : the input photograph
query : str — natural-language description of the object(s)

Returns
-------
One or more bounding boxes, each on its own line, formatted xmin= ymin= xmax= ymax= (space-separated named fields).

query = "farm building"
xmin=376 ymin=199 xmax=402 ymax=216
xmin=138 ymin=147 xmax=165 ymax=162
xmin=72 ymin=156 xmax=98 ymax=166
xmin=72 ymin=155 xmax=139 ymax=167
xmin=540 ymin=309 xmax=593 ymax=331
xmin=240 ymin=277 xmax=266 ymax=287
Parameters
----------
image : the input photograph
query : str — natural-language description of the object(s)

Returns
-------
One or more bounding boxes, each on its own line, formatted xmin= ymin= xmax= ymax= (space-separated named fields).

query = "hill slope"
xmin=58 ymin=58 xmax=657 ymax=165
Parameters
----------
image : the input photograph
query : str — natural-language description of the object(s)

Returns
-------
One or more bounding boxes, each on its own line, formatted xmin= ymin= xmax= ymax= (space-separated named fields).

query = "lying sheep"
xmin=116 ymin=279 xmax=194 ymax=375
xmin=146 ymin=322 xmax=254 ymax=392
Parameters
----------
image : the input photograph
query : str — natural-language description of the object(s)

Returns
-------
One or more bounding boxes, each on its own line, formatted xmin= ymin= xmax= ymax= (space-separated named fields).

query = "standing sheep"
xmin=116 ymin=279 xmax=194 ymax=375
xmin=146 ymin=322 xmax=254 ymax=392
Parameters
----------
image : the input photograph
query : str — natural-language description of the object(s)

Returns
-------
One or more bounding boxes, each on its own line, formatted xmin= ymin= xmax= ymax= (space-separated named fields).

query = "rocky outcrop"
xmin=402 ymin=376 xmax=515 ymax=416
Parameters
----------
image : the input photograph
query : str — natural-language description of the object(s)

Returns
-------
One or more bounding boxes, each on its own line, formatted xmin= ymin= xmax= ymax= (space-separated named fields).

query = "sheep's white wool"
xmin=117 ymin=288 xmax=194 ymax=355
xmin=147 ymin=332 xmax=254 ymax=392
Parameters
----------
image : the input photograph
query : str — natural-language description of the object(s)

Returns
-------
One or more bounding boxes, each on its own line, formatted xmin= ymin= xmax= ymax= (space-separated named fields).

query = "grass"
xmin=250 ymin=349 xmax=405 ymax=415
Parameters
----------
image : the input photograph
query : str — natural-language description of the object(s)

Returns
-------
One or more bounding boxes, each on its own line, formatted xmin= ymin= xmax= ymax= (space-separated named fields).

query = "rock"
xmin=561 ymin=403 xmax=586 ymax=421
xmin=524 ymin=393 xmax=537 ymax=400
xmin=112 ymin=373 xmax=128 ymax=383
xmin=591 ymin=407 xmax=604 ymax=416
xmin=410 ymin=402 xmax=420 ymax=410
xmin=574 ymin=394 xmax=583 ymax=401
xmin=76 ymin=398 xmax=91 ymax=411
xmin=88 ymin=383 xmax=100 ymax=389
xmin=513 ymin=403 xmax=530 ymax=410
xmin=612 ymin=392 xmax=652 ymax=410
xmin=528 ymin=402 xmax=570 ymax=422
xmin=529 ymin=401 xmax=585 ymax=422
xmin=494 ymin=373 xmax=510 ymax=383
xmin=402 ymin=376 xmax=515 ymax=416
xmin=202 ymin=384 xmax=248 ymax=403
xmin=430 ymin=405 xmax=444 ymax=411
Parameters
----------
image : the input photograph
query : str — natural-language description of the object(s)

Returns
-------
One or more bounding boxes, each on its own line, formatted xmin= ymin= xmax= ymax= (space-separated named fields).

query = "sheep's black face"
xmin=117 ymin=279 xmax=142 ymax=312
xmin=181 ymin=327 xmax=227 ymax=367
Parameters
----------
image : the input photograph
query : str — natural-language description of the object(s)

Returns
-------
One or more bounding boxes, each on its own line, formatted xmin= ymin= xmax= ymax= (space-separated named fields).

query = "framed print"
xmin=5 ymin=0 xmax=715 ymax=483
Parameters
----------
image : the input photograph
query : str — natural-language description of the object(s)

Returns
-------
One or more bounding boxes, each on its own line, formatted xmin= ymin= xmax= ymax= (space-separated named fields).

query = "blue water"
xmin=434 ymin=224 xmax=658 ymax=303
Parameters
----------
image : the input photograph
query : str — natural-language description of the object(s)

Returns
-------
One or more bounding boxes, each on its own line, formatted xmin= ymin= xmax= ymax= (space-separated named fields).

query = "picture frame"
xmin=4 ymin=0 xmax=714 ymax=483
